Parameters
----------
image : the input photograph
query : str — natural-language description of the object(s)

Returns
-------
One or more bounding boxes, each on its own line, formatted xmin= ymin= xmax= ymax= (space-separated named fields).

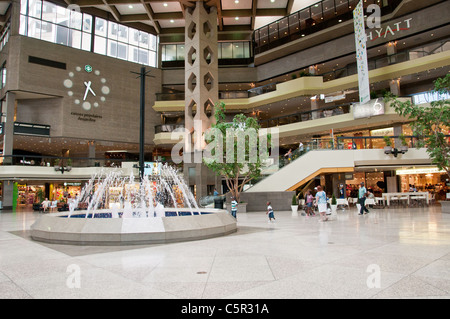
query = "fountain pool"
xmin=30 ymin=164 xmax=236 ymax=245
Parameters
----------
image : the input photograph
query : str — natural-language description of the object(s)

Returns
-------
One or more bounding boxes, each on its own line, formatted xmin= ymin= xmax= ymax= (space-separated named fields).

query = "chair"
xmin=50 ymin=200 xmax=58 ymax=212
xmin=389 ymin=196 xmax=399 ymax=206
xmin=411 ymin=195 xmax=426 ymax=207
xmin=399 ymin=195 xmax=409 ymax=207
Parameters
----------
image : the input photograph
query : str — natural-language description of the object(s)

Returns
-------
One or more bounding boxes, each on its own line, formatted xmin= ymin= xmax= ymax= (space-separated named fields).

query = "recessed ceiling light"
xmin=163 ymin=3 xmax=168 ymax=6
xmin=128 ymin=5 xmax=133 ymax=8
xmin=235 ymin=0 xmax=239 ymax=3
xmin=270 ymin=0 xmax=275 ymax=2
xmin=235 ymin=17 xmax=239 ymax=20
xmin=170 ymin=19 xmax=174 ymax=23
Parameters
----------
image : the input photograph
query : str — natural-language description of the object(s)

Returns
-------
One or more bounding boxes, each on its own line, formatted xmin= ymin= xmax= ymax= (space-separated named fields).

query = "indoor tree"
xmin=203 ymin=102 xmax=272 ymax=203
xmin=386 ymin=74 xmax=450 ymax=179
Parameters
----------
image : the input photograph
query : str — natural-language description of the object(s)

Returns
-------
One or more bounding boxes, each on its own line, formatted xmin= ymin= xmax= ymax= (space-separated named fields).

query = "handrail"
xmin=252 ymin=0 xmax=404 ymax=55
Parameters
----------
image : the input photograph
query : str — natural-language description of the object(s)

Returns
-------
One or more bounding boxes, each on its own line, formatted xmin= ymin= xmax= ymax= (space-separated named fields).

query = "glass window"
xmin=69 ymin=29 xmax=82 ymax=49
xmin=138 ymin=48 xmax=149 ymax=65
xmin=107 ymin=39 xmax=117 ymax=57
xmin=56 ymin=6 xmax=69 ymax=26
xmin=221 ymin=42 xmax=232 ymax=59
xmin=117 ymin=24 xmax=128 ymax=43
xmin=19 ymin=15 xmax=27 ymax=35
xmin=233 ymin=42 xmax=244 ymax=58
xmin=243 ymin=42 xmax=250 ymax=58
xmin=129 ymin=28 xmax=139 ymax=46
xmin=28 ymin=17 xmax=41 ymax=39
xmin=176 ymin=44 xmax=184 ymax=60
xmin=149 ymin=34 xmax=157 ymax=51
xmin=108 ymin=21 xmax=118 ymax=40
xmin=81 ymin=32 xmax=91 ymax=51
xmin=40 ymin=20 xmax=54 ymax=42
xmin=148 ymin=50 xmax=156 ymax=68
xmin=128 ymin=46 xmax=139 ymax=63
xmin=70 ymin=10 xmax=83 ymax=30
xmin=55 ymin=25 xmax=69 ymax=46
xmin=29 ymin=0 xmax=42 ymax=19
xmin=83 ymin=14 xmax=92 ymax=33
xmin=117 ymin=42 xmax=127 ymax=60
xmin=41 ymin=1 xmax=56 ymax=23
xmin=139 ymin=31 xmax=149 ymax=49
xmin=21 ymin=0 xmax=28 ymax=15
xmin=94 ymin=35 xmax=106 ymax=54
xmin=164 ymin=44 xmax=176 ymax=61
xmin=95 ymin=17 xmax=107 ymax=37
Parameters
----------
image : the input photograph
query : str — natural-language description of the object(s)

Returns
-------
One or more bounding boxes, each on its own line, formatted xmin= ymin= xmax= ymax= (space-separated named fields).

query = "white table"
xmin=382 ymin=192 xmax=429 ymax=206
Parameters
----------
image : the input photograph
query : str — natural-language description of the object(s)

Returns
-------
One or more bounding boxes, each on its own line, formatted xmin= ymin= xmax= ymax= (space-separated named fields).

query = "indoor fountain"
xmin=30 ymin=164 xmax=236 ymax=245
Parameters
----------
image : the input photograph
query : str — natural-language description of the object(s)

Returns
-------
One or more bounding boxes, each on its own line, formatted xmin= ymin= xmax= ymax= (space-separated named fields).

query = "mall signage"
xmin=366 ymin=18 xmax=413 ymax=42
xmin=353 ymin=1 xmax=370 ymax=104
xmin=353 ymin=98 xmax=385 ymax=119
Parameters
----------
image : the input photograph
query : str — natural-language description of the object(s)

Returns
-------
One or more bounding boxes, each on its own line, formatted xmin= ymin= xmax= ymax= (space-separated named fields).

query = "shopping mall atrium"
xmin=0 ymin=0 xmax=449 ymax=300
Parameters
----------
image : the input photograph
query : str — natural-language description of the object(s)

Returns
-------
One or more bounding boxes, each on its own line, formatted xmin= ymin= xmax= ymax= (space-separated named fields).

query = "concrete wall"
xmin=5 ymin=35 xmax=163 ymax=149
xmin=226 ymin=191 xmax=296 ymax=212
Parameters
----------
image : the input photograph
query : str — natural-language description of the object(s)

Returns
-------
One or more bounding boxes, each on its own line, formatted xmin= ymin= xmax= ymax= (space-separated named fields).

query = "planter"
xmin=291 ymin=205 xmax=299 ymax=216
xmin=331 ymin=204 xmax=338 ymax=215
xmin=440 ymin=201 xmax=450 ymax=214
xmin=239 ymin=202 xmax=247 ymax=213
xmin=384 ymin=146 xmax=393 ymax=154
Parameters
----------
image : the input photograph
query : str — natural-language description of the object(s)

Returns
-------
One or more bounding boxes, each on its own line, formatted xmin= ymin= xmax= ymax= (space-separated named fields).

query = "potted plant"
xmin=399 ymin=134 xmax=409 ymax=153
xmin=383 ymin=136 xmax=393 ymax=154
xmin=331 ymin=194 xmax=337 ymax=215
xmin=291 ymin=194 xmax=299 ymax=216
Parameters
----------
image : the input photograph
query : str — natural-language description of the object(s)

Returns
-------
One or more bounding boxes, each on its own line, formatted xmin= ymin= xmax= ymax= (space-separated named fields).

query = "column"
xmin=390 ymin=78 xmax=401 ymax=96
xmin=2 ymin=92 xmax=15 ymax=165
xmin=88 ymin=140 xmax=96 ymax=166
xmin=183 ymin=2 xmax=219 ymax=200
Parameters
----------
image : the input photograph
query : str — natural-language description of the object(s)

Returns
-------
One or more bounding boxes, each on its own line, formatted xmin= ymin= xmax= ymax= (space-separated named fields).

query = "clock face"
xmin=63 ymin=65 xmax=110 ymax=111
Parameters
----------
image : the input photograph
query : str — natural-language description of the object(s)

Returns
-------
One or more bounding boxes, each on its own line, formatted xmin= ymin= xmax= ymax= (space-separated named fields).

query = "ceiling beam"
xmin=101 ymin=0 xmax=121 ymax=21
xmin=141 ymin=0 xmax=161 ymax=33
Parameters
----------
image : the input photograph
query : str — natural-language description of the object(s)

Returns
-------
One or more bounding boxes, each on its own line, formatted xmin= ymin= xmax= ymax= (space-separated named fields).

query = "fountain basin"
xmin=30 ymin=208 xmax=237 ymax=245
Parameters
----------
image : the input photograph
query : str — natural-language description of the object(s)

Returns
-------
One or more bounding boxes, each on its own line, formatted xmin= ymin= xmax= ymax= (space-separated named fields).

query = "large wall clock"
xmin=63 ymin=65 xmax=110 ymax=111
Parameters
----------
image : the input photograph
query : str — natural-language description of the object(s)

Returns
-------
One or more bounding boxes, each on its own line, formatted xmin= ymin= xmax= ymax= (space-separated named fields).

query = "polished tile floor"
xmin=1 ymin=205 xmax=450 ymax=299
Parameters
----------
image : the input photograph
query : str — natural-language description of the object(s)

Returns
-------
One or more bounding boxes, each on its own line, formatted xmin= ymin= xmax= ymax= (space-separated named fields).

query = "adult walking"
xmin=315 ymin=186 xmax=328 ymax=222
xmin=358 ymin=182 xmax=369 ymax=215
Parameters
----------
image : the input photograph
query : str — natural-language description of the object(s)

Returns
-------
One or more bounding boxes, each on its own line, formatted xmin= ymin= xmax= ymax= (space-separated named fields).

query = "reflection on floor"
xmin=0 ymin=205 xmax=449 ymax=299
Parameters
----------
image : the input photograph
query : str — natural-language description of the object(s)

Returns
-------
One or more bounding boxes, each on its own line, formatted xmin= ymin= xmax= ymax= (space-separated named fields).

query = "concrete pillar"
xmin=2 ymin=92 xmax=16 ymax=165
xmin=183 ymin=2 xmax=219 ymax=201
xmin=390 ymin=79 xmax=401 ymax=96
xmin=1 ymin=181 xmax=14 ymax=210
xmin=88 ymin=140 xmax=96 ymax=166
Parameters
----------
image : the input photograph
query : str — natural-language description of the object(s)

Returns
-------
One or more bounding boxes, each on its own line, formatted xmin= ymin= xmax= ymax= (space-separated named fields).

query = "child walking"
xmin=266 ymin=202 xmax=276 ymax=223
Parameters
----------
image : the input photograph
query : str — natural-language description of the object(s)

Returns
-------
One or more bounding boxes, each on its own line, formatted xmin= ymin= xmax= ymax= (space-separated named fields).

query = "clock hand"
xmin=83 ymin=81 xmax=96 ymax=101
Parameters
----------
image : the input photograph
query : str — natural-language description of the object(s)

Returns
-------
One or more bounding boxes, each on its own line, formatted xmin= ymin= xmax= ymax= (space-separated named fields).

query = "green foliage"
xmin=385 ymin=74 xmax=450 ymax=178
xmin=383 ymin=136 xmax=392 ymax=147
xmin=36 ymin=188 xmax=45 ymax=203
xmin=203 ymin=101 xmax=272 ymax=202
xmin=399 ymin=134 xmax=408 ymax=146
xmin=331 ymin=194 xmax=337 ymax=205
xmin=292 ymin=194 xmax=298 ymax=206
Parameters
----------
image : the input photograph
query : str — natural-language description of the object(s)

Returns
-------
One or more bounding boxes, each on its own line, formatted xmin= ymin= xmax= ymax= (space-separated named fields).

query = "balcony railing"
xmin=252 ymin=0 xmax=404 ymax=55
xmin=259 ymin=103 xmax=351 ymax=128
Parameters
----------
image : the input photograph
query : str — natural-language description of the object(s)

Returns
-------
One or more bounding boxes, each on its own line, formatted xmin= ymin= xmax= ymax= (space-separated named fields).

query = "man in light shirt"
xmin=358 ymin=182 xmax=369 ymax=215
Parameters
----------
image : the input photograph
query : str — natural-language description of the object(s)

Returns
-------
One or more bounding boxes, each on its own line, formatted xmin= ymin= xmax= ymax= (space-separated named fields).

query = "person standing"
xmin=358 ymin=182 xmax=369 ymax=215
xmin=315 ymin=186 xmax=328 ymax=222
xmin=266 ymin=202 xmax=276 ymax=223
xmin=230 ymin=197 xmax=238 ymax=219
xmin=305 ymin=189 xmax=314 ymax=216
